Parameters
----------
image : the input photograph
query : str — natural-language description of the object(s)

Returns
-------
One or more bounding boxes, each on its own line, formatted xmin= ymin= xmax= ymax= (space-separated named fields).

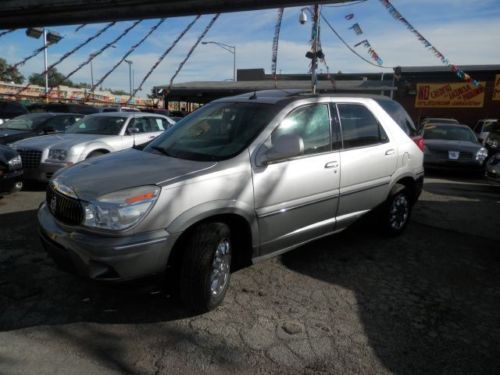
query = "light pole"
xmin=26 ymin=27 xmax=62 ymax=100
xmin=124 ymin=59 xmax=133 ymax=98
xmin=201 ymin=41 xmax=236 ymax=82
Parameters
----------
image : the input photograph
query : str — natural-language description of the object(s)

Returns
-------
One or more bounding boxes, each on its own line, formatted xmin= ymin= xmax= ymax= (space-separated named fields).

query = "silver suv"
xmin=38 ymin=91 xmax=424 ymax=312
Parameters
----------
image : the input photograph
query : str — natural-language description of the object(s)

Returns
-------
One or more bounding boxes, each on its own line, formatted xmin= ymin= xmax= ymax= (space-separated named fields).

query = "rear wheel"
xmin=179 ymin=222 xmax=232 ymax=312
xmin=381 ymin=186 xmax=411 ymax=236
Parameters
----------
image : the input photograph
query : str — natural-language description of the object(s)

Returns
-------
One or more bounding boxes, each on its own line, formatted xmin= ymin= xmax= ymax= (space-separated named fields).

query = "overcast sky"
xmin=1 ymin=0 xmax=499 ymax=96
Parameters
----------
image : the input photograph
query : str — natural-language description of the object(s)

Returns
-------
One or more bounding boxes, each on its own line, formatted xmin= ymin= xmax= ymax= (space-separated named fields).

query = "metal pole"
xmin=233 ymin=46 xmax=236 ymax=82
xmin=90 ymin=59 xmax=94 ymax=89
xmin=129 ymin=63 xmax=132 ymax=97
xmin=43 ymin=28 xmax=49 ymax=102
xmin=311 ymin=4 xmax=319 ymax=94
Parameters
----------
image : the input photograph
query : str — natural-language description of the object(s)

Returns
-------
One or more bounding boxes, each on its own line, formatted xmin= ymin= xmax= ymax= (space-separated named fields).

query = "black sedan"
xmin=0 ymin=144 xmax=23 ymax=196
xmin=0 ymin=113 xmax=82 ymax=144
xmin=423 ymin=123 xmax=488 ymax=172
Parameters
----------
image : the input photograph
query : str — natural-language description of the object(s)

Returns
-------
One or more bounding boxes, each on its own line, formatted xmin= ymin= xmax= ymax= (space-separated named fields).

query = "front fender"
xmin=78 ymin=143 xmax=112 ymax=160
xmin=166 ymin=199 xmax=258 ymax=248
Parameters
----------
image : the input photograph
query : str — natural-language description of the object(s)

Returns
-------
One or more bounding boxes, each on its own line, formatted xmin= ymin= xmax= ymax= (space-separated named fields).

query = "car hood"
xmin=425 ymin=139 xmax=482 ymax=153
xmin=53 ymin=148 xmax=217 ymax=201
xmin=12 ymin=133 xmax=108 ymax=150
xmin=0 ymin=128 xmax=33 ymax=144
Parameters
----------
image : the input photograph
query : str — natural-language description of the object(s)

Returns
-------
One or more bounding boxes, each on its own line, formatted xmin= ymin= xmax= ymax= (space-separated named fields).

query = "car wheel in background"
xmin=381 ymin=185 xmax=412 ymax=237
xmin=179 ymin=222 xmax=232 ymax=313
xmin=86 ymin=151 xmax=105 ymax=159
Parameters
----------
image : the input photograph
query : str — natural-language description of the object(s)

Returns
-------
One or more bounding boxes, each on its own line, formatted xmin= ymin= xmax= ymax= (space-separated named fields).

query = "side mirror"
xmin=127 ymin=127 xmax=140 ymax=135
xmin=256 ymin=134 xmax=304 ymax=167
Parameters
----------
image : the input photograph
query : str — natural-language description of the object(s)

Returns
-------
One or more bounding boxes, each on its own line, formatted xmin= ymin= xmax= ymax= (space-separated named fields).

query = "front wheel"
xmin=381 ymin=187 xmax=412 ymax=237
xmin=179 ymin=222 xmax=232 ymax=312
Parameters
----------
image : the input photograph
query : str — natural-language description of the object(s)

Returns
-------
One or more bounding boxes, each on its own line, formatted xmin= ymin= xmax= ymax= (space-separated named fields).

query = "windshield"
xmin=144 ymin=102 xmax=280 ymax=161
xmin=423 ymin=124 xmax=478 ymax=143
xmin=66 ymin=116 xmax=126 ymax=135
xmin=376 ymin=99 xmax=418 ymax=136
xmin=0 ymin=113 xmax=52 ymax=130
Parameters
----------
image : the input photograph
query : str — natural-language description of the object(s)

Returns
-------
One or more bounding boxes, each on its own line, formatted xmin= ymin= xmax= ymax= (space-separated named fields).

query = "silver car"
xmin=11 ymin=112 xmax=175 ymax=181
xmin=38 ymin=91 xmax=424 ymax=312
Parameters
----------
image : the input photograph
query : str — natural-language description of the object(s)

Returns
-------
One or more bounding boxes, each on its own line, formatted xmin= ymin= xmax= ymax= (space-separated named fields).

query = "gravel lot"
xmin=0 ymin=176 xmax=499 ymax=374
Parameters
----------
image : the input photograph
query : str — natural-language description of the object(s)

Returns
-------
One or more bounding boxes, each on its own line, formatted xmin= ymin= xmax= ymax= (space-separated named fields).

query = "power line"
xmin=74 ymin=24 xmax=86 ymax=32
xmin=87 ymin=18 xmax=166 ymax=98
xmin=125 ymin=15 xmax=203 ymax=104
xmin=323 ymin=0 xmax=367 ymax=8
xmin=320 ymin=13 xmax=393 ymax=69
xmin=50 ymin=20 xmax=143 ymax=96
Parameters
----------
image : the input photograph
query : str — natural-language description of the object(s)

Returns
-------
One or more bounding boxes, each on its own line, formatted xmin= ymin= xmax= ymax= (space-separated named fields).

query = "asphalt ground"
xmin=0 ymin=175 xmax=499 ymax=374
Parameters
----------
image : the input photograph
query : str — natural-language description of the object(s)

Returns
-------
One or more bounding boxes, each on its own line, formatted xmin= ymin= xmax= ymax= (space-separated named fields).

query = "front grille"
xmin=17 ymin=149 xmax=42 ymax=169
xmin=46 ymin=184 xmax=84 ymax=225
xmin=431 ymin=150 xmax=473 ymax=160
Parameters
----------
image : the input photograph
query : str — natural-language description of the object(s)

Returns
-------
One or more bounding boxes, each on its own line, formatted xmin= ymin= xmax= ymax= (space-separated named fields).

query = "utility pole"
xmin=311 ymin=4 xmax=320 ymax=94
xmin=43 ymin=28 xmax=49 ymax=102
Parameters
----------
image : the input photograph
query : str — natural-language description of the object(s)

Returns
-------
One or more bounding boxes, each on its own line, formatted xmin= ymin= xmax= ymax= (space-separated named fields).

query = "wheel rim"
xmin=210 ymin=238 xmax=231 ymax=297
xmin=389 ymin=194 xmax=409 ymax=230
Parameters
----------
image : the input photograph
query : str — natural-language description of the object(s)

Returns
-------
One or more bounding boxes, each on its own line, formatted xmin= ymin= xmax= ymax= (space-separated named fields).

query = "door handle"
xmin=385 ymin=149 xmax=395 ymax=156
xmin=324 ymin=161 xmax=339 ymax=169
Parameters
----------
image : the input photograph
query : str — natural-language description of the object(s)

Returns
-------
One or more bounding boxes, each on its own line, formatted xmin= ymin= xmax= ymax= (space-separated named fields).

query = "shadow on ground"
xmin=281 ymin=206 xmax=500 ymax=374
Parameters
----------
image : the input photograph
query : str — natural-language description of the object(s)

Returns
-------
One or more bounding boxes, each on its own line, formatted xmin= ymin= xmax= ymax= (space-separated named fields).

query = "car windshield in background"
xmin=0 ymin=113 xmax=53 ymax=130
xmin=423 ymin=124 xmax=478 ymax=143
xmin=66 ymin=116 xmax=126 ymax=135
xmin=145 ymin=102 xmax=279 ymax=161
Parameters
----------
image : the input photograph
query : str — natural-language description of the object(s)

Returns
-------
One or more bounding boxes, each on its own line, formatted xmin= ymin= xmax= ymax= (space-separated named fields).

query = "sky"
xmin=1 ymin=0 xmax=500 ymax=97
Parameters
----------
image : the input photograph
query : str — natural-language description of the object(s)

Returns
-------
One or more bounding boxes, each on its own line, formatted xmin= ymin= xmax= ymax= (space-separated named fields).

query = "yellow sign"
xmin=493 ymin=74 xmax=500 ymax=101
xmin=415 ymin=82 xmax=485 ymax=108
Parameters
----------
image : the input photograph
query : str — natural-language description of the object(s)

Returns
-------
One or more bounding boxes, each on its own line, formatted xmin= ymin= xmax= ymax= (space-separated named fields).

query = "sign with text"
xmin=415 ymin=82 xmax=485 ymax=108
xmin=493 ymin=74 xmax=500 ymax=101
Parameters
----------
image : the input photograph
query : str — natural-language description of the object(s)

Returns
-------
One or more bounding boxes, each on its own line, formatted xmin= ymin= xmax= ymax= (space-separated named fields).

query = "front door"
xmin=252 ymin=103 xmax=341 ymax=255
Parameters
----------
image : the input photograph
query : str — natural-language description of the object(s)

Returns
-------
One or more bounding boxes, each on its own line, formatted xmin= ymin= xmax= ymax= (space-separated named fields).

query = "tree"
xmin=109 ymin=89 xmax=128 ymax=96
xmin=0 ymin=58 xmax=25 ymax=84
xmin=28 ymin=67 xmax=74 ymax=88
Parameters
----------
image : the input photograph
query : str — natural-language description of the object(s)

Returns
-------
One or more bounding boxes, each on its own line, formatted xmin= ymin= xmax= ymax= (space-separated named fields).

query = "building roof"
xmin=400 ymin=65 xmax=500 ymax=73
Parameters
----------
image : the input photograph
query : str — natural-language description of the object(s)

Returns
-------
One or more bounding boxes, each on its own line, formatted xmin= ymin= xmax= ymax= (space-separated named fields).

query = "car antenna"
xmin=249 ymin=91 xmax=257 ymax=100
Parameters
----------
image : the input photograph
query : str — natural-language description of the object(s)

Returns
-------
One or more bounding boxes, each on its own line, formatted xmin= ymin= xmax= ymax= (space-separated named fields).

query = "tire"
xmin=381 ymin=186 xmax=412 ymax=237
xmin=86 ymin=151 xmax=105 ymax=159
xmin=179 ymin=222 xmax=232 ymax=312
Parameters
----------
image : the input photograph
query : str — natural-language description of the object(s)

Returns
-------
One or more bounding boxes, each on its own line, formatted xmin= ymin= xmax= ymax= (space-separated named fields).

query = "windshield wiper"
xmin=151 ymin=145 xmax=173 ymax=157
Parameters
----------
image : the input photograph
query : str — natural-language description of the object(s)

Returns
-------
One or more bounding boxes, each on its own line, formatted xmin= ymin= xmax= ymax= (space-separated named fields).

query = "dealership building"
xmin=157 ymin=65 xmax=500 ymax=126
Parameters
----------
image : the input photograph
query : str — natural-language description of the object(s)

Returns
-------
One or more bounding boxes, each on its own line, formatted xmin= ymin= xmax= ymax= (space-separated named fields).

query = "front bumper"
xmin=38 ymin=202 xmax=177 ymax=281
xmin=0 ymin=169 xmax=23 ymax=194
xmin=424 ymin=158 xmax=485 ymax=171
xmin=23 ymin=161 xmax=67 ymax=182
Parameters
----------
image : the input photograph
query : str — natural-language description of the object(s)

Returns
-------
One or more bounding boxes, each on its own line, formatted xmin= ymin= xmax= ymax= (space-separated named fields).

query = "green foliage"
xmin=28 ymin=67 xmax=74 ymax=87
xmin=0 ymin=58 xmax=25 ymax=84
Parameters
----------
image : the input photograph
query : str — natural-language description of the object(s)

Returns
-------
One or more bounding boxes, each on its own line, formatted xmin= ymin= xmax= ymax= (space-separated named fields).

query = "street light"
xmin=124 ymin=59 xmax=133 ymax=98
xmin=201 ymin=41 xmax=236 ymax=82
xmin=26 ymin=27 xmax=63 ymax=99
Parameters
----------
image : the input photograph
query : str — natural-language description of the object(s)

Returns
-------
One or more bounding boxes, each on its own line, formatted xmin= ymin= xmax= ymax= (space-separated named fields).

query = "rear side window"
xmin=376 ymin=99 xmax=417 ymax=137
xmin=337 ymin=104 xmax=388 ymax=149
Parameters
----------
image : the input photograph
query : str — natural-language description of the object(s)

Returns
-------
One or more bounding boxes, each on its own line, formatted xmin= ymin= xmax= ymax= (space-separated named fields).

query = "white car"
xmin=11 ymin=112 xmax=175 ymax=181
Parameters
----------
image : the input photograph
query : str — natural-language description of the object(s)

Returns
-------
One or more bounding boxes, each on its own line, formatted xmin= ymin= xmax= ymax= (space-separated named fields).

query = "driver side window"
xmin=267 ymin=104 xmax=331 ymax=159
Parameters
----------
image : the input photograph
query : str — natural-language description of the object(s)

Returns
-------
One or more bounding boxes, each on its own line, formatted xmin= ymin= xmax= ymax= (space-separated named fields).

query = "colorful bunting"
xmin=349 ymin=23 xmax=363 ymax=36
xmin=378 ymin=0 xmax=480 ymax=87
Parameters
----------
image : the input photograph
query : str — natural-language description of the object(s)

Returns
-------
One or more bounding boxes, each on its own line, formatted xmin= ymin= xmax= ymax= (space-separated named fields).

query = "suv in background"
xmin=0 ymin=100 xmax=28 ymax=125
xmin=474 ymin=118 xmax=498 ymax=144
xmin=38 ymin=91 xmax=424 ymax=312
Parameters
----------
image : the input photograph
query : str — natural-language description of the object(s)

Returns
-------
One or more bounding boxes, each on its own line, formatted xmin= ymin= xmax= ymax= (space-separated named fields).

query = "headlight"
xmin=7 ymin=155 xmax=22 ymax=170
xmin=475 ymin=148 xmax=488 ymax=163
xmin=48 ymin=149 xmax=68 ymax=161
xmin=82 ymin=185 xmax=160 ymax=230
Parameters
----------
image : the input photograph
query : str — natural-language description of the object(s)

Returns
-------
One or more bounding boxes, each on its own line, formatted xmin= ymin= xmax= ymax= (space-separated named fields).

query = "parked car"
xmin=0 ymin=144 xmax=23 ymax=196
xmin=0 ymin=100 xmax=28 ymax=125
xmin=0 ymin=113 xmax=82 ymax=144
xmin=38 ymin=91 xmax=424 ymax=312
xmin=11 ymin=112 xmax=174 ymax=182
xmin=422 ymin=123 xmax=488 ymax=172
xmin=474 ymin=118 xmax=498 ymax=144
xmin=484 ymin=122 xmax=500 ymax=156
xmin=101 ymin=106 xmax=141 ymax=113
xmin=40 ymin=103 xmax=100 ymax=115
xmin=485 ymin=152 xmax=500 ymax=185
xmin=141 ymin=108 xmax=170 ymax=116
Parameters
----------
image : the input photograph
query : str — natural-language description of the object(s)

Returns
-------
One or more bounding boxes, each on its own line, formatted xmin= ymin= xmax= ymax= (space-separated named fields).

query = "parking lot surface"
xmin=0 ymin=176 xmax=499 ymax=374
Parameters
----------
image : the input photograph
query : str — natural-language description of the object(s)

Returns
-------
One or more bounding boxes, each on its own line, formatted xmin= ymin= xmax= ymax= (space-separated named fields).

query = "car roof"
xmin=213 ymin=89 xmax=393 ymax=105
xmin=423 ymin=123 xmax=472 ymax=129
xmin=85 ymin=111 xmax=167 ymax=118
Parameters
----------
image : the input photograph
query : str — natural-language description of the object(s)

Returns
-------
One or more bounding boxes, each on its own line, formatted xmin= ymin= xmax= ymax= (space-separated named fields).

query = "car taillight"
xmin=412 ymin=136 xmax=425 ymax=152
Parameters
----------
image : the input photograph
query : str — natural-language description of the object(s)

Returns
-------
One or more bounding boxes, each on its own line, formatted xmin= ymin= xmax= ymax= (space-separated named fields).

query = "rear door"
xmin=335 ymin=102 xmax=397 ymax=228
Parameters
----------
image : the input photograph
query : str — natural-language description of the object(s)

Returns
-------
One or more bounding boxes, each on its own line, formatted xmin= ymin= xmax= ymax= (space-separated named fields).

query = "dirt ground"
xmin=0 ymin=176 xmax=499 ymax=374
